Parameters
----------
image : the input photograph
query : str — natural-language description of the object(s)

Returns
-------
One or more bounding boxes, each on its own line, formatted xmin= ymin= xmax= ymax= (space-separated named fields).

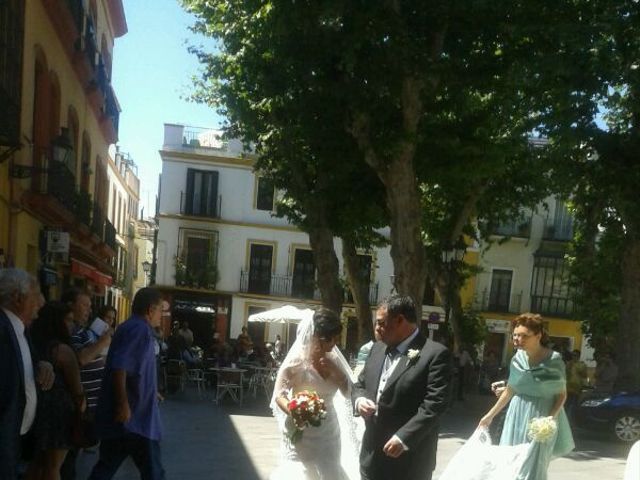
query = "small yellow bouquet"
xmin=527 ymin=416 xmax=557 ymax=443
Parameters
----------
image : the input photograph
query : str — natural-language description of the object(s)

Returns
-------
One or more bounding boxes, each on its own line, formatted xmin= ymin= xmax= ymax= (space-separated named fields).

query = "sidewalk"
xmin=77 ymin=390 xmax=280 ymax=479
xmin=76 ymin=389 xmax=628 ymax=479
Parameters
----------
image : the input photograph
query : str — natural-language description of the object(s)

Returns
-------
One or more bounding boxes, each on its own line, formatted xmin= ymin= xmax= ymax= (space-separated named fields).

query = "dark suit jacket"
xmin=353 ymin=333 xmax=452 ymax=480
xmin=0 ymin=308 xmax=31 ymax=480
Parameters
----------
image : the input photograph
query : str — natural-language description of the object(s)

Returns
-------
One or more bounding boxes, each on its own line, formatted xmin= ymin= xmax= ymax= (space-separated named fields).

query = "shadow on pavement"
xmin=77 ymin=388 xmax=268 ymax=480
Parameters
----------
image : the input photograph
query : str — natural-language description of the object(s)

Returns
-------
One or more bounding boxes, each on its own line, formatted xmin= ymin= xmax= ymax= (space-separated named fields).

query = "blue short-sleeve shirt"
xmin=96 ymin=315 xmax=162 ymax=440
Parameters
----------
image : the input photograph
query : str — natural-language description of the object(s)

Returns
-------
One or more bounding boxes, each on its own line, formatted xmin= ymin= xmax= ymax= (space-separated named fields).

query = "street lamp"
xmin=142 ymin=260 xmax=152 ymax=286
xmin=441 ymin=245 xmax=466 ymax=326
xmin=9 ymin=127 xmax=73 ymax=178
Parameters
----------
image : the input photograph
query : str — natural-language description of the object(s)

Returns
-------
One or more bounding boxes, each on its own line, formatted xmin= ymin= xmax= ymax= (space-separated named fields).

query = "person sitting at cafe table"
xmin=237 ymin=326 xmax=253 ymax=356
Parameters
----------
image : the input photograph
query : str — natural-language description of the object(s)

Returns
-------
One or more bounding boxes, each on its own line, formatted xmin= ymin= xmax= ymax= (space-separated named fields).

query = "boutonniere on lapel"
xmin=406 ymin=349 xmax=420 ymax=366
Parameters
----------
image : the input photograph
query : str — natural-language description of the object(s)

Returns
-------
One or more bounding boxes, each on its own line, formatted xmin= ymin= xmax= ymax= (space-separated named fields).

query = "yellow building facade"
xmin=0 ymin=0 xmax=127 ymax=303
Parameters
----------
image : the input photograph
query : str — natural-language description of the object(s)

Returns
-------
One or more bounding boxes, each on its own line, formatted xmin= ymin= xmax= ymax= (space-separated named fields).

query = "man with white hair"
xmin=0 ymin=268 xmax=54 ymax=479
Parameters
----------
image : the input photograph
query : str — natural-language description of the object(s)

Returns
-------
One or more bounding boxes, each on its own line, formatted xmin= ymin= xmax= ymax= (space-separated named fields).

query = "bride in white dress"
xmin=270 ymin=308 xmax=360 ymax=480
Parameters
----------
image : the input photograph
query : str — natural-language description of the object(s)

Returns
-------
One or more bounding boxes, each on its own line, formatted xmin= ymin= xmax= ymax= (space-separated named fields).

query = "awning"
xmin=71 ymin=259 xmax=113 ymax=286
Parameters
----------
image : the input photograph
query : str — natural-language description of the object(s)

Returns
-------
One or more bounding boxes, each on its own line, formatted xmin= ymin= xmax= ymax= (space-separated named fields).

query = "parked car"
xmin=575 ymin=390 xmax=640 ymax=442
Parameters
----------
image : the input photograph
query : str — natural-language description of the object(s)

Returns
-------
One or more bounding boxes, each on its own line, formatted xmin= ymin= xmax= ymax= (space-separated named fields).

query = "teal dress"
xmin=500 ymin=350 xmax=575 ymax=480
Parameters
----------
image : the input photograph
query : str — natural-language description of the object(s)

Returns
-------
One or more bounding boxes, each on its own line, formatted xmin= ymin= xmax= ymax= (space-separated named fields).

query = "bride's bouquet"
xmin=527 ymin=416 xmax=558 ymax=443
xmin=286 ymin=390 xmax=327 ymax=444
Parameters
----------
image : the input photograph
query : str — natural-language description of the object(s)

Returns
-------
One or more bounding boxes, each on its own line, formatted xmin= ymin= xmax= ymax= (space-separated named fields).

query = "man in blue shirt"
xmin=89 ymin=288 xmax=165 ymax=480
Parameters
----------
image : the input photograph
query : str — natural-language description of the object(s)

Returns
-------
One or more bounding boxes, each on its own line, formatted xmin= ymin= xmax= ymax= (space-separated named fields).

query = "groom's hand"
xmin=383 ymin=436 xmax=406 ymax=458
xmin=356 ymin=398 xmax=377 ymax=418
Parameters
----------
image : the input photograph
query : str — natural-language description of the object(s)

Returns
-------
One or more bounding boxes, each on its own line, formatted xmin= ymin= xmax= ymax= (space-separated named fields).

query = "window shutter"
xmin=208 ymin=171 xmax=219 ymax=217
xmin=185 ymin=169 xmax=195 ymax=215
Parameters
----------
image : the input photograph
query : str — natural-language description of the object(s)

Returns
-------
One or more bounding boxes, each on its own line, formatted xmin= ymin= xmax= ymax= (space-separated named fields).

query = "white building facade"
xmin=472 ymin=197 xmax=586 ymax=365
xmin=155 ymin=123 xmax=447 ymax=353
xmin=105 ymin=147 xmax=140 ymax=322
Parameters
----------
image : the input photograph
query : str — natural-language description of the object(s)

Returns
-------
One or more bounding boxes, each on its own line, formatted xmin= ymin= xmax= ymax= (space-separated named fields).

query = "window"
xmin=530 ymin=255 xmax=574 ymax=317
xmin=291 ymin=249 xmax=315 ymax=299
xmin=176 ymin=229 xmax=219 ymax=288
xmin=488 ymin=269 xmax=513 ymax=312
xmin=184 ymin=169 xmax=219 ymax=217
xmin=256 ymin=177 xmax=275 ymax=211
xmin=248 ymin=244 xmax=273 ymax=295
xmin=552 ymin=201 xmax=573 ymax=241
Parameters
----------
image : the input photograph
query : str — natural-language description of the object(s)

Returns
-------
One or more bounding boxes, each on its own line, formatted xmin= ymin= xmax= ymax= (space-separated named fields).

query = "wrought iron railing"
xmin=91 ymin=203 xmax=104 ymax=237
xmin=75 ymin=190 xmax=92 ymax=226
xmin=181 ymin=127 xmax=227 ymax=149
xmin=543 ymin=219 xmax=574 ymax=241
xmin=472 ymin=288 xmax=523 ymax=314
xmin=530 ymin=295 xmax=575 ymax=318
xmin=240 ymin=270 xmax=321 ymax=299
xmin=104 ymin=220 xmax=117 ymax=251
xmin=239 ymin=270 xmax=380 ymax=303
xmin=344 ymin=283 xmax=380 ymax=305
xmin=104 ymin=86 xmax=119 ymax=134
xmin=492 ymin=218 xmax=531 ymax=238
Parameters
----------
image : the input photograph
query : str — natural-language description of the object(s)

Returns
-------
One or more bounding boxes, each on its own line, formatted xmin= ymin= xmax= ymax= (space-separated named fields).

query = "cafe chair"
xmin=214 ymin=369 xmax=244 ymax=406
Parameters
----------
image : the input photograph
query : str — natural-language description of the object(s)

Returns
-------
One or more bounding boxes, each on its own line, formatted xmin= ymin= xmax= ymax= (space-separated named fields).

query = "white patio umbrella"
xmin=248 ymin=305 xmax=315 ymax=349
xmin=247 ymin=304 xmax=314 ymax=324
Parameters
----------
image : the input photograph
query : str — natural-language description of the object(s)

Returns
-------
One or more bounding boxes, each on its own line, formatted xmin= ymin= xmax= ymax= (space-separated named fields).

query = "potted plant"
xmin=174 ymin=255 xmax=187 ymax=286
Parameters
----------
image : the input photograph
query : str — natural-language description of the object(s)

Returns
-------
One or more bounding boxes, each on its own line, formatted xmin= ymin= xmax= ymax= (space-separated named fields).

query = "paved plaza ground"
xmin=77 ymin=387 xmax=631 ymax=479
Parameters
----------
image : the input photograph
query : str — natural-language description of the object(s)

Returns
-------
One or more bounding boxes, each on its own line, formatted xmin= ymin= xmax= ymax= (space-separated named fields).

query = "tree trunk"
xmin=384 ymin=158 xmax=427 ymax=314
xmin=307 ymin=218 xmax=343 ymax=315
xmin=615 ymin=237 xmax=640 ymax=391
xmin=342 ymin=238 xmax=373 ymax=346
xmin=435 ymin=271 xmax=462 ymax=354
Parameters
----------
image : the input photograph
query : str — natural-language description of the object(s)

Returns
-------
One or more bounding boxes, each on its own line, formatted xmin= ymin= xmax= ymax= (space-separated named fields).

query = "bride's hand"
xmin=478 ymin=414 xmax=493 ymax=428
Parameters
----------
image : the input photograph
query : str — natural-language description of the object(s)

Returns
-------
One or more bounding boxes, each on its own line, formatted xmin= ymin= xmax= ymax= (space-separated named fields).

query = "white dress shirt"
xmin=3 ymin=307 xmax=37 ymax=434
xmin=356 ymin=328 xmax=420 ymax=451
xmin=376 ymin=328 xmax=420 ymax=402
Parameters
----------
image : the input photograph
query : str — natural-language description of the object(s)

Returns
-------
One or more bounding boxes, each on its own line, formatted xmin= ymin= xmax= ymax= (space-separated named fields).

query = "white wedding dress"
xmin=270 ymin=318 xmax=360 ymax=480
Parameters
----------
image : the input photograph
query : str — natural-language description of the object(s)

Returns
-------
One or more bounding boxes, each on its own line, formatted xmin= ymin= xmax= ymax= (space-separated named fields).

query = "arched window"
xmin=48 ymin=72 xmax=61 ymax=148
xmin=67 ymin=106 xmax=79 ymax=177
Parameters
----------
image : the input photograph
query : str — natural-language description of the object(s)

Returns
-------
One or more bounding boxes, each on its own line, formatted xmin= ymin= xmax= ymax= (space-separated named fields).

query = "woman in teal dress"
xmin=479 ymin=313 xmax=575 ymax=480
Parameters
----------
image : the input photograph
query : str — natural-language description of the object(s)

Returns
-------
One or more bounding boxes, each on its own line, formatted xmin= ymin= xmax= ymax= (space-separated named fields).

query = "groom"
xmin=354 ymin=295 xmax=451 ymax=480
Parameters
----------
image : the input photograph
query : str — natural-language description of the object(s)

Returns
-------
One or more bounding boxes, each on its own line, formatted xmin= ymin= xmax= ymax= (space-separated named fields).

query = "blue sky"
xmin=111 ymin=0 xmax=220 ymax=217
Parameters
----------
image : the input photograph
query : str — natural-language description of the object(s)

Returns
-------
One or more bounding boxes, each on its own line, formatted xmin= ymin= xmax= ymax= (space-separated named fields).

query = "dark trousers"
xmin=88 ymin=433 xmax=165 ymax=480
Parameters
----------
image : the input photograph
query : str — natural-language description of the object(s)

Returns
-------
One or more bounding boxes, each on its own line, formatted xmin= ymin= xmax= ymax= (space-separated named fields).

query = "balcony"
xmin=239 ymin=270 xmax=379 ymax=303
xmin=530 ymin=295 xmax=575 ymax=318
xmin=75 ymin=190 xmax=92 ymax=227
xmin=175 ymin=254 xmax=219 ymax=290
xmin=543 ymin=222 xmax=574 ymax=242
xmin=182 ymin=127 xmax=228 ymax=150
xmin=240 ymin=270 xmax=321 ymax=299
xmin=91 ymin=203 xmax=104 ymax=237
xmin=103 ymin=85 xmax=119 ymax=140
xmin=491 ymin=218 xmax=531 ymax=238
xmin=473 ymin=288 xmax=523 ymax=314
xmin=344 ymin=283 xmax=380 ymax=305
xmin=104 ymin=220 xmax=117 ymax=252
xmin=32 ymin=159 xmax=77 ymax=214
